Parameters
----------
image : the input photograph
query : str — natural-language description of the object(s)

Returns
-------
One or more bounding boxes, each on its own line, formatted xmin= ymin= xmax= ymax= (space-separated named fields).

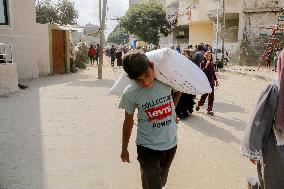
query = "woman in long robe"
xmin=175 ymin=49 xmax=196 ymax=119
xmin=241 ymin=50 xmax=284 ymax=189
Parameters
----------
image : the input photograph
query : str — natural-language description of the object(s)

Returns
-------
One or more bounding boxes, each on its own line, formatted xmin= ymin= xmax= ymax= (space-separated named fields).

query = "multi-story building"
xmin=238 ymin=0 xmax=284 ymax=65
xmin=207 ymin=0 xmax=241 ymax=61
xmin=162 ymin=0 xmax=241 ymax=60
xmin=160 ymin=0 xmax=190 ymax=48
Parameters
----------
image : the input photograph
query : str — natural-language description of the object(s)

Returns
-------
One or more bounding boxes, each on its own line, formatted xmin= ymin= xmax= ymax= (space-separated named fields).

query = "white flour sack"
xmin=109 ymin=48 xmax=212 ymax=96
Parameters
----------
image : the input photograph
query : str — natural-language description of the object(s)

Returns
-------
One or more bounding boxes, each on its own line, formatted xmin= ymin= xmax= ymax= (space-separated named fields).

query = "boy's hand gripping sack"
xmin=109 ymin=48 xmax=212 ymax=96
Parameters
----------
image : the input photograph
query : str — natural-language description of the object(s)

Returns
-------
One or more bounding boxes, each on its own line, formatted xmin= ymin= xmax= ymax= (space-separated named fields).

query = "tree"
xmin=57 ymin=0 xmax=79 ymax=25
xmin=36 ymin=0 xmax=59 ymax=24
xmin=36 ymin=0 xmax=79 ymax=25
xmin=120 ymin=2 xmax=170 ymax=45
xmin=107 ymin=25 xmax=129 ymax=45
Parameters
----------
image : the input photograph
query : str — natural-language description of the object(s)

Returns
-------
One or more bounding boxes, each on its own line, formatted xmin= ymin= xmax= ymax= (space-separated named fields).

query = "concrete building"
xmin=0 ymin=0 xmax=73 ymax=84
xmin=0 ymin=0 xmax=39 ymax=80
xmin=241 ymin=0 xmax=284 ymax=38
xmin=239 ymin=0 xmax=284 ymax=65
xmin=160 ymin=0 xmax=190 ymax=48
xmin=162 ymin=0 xmax=241 ymax=61
xmin=208 ymin=0 xmax=241 ymax=61
xmin=72 ymin=24 xmax=100 ymax=46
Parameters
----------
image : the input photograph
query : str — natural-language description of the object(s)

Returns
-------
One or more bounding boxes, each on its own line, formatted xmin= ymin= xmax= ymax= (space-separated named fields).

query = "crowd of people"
xmin=173 ymin=43 xmax=219 ymax=118
xmin=90 ymin=39 xmax=284 ymax=189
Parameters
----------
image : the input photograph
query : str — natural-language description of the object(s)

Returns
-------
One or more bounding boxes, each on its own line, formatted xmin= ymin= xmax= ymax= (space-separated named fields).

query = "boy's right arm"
xmin=121 ymin=111 xmax=134 ymax=163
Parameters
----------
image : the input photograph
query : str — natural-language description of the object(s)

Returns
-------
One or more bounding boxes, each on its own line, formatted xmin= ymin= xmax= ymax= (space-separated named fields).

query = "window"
xmin=0 ymin=0 xmax=9 ymax=25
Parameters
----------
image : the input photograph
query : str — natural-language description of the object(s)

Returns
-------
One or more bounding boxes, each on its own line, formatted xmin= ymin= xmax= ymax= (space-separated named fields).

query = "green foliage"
xmin=36 ymin=0 xmax=58 ymax=24
xmin=120 ymin=2 xmax=170 ymax=45
xmin=57 ymin=0 xmax=79 ymax=25
xmin=36 ymin=0 xmax=79 ymax=25
xmin=107 ymin=25 xmax=129 ymax=45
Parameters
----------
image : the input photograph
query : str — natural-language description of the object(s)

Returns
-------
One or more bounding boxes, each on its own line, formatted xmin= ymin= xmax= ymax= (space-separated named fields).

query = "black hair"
xmin=122 ymin=52 xmax=151 ymax=80
xmin=197 ymin=45 xmax=203 ymax=51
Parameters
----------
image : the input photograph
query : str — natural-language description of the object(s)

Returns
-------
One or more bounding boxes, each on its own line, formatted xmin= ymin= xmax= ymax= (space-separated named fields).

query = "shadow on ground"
xmin=214 ymin=101 xmax=246 ymax=113
xmin=210 ymin=114 xmax=246 ymax=131
xmin=0 ymin=85 xmax=44 ymax=188
xmin=182 ymin=114 xmax=242 ymax=145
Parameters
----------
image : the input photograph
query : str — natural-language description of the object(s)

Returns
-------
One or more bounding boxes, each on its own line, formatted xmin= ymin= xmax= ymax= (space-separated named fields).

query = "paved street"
xmin=0 ymin=62 xmax=274 ymax=189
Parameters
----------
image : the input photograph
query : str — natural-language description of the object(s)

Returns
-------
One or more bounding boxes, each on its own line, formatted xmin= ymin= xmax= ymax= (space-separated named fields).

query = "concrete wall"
xmin=244 ymin=0 xmax=284 ymax=9
xmin=0 ymin=0 xmax=39 ymax=80
xmin=189 ymin=21 xmax=213 ymax=45
xmin=36 ymin=23 xmax=51 ymax=76
xmin=238 ymin=0 xmax=284 ymax=65
xmin=0 ymin=63 xmax=18 ymax=96
xmin=243 ymin=12 xmax=284 ymax=38
xmin=178 ymin=0 xmax=190 ymax=25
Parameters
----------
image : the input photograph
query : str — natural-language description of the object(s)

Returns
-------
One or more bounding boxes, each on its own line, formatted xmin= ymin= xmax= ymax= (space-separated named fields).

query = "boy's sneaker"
xmin=195 ymin=106 xmax=200 ymax=111
xmin=207 ymin=111 xmax=214 ymax=116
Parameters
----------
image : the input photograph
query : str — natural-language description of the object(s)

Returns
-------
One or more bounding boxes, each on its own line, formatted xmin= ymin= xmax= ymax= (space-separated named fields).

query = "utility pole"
xmin=98 ymin=0 xmax=107 ymax=79
xmin=215 ymin=0 xmax=219 ymax=61
xmin=222 ymin=0 xmax=226 ymax=64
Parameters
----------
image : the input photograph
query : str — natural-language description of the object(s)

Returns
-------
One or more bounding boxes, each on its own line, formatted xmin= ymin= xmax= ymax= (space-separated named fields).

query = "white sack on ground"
xmin=109 ymin=48 xmax=212 ymax=96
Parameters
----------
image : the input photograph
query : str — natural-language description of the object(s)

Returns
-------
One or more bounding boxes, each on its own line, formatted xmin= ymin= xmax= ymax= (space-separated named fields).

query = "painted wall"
xmin=243 ymin=12 xmax=284 ymax=38
xmin=177 ymin=0 xmax=190 ymax=25
xmin=244 ymin=0 xmax=284 ymax=9
xmin=189 ymin=21 xmax=213 ymax=45
xmin=36 ymin=23 xmax=51 ymax=76
xmin=0 ymin=63 xmax=18 ymax=96
xmin=0 ymin=0 xmax=39 ymax=80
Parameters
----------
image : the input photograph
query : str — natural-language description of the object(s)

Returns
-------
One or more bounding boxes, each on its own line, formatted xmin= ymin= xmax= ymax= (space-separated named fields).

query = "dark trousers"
xmin=137 ymin=145 xmax=177 ymax=189
xmin=176 ymin=93 xmax=196 ymax=117
xmin=198 ymin=85 xmax=214 ymax=112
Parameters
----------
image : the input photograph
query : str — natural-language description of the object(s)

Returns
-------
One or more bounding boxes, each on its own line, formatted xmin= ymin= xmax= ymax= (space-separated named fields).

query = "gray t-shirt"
xmin=119 ymin=80 xmax=178 ymax=151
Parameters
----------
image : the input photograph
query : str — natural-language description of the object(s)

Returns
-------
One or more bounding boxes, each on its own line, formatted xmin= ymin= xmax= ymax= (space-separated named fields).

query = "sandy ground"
xmin=0 ymin=57 xmax=274 ymax=189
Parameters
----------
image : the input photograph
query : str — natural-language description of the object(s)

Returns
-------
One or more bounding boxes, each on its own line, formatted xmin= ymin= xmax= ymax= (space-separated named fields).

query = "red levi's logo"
xmin=144 ymin=102 xmax=172 ymax=121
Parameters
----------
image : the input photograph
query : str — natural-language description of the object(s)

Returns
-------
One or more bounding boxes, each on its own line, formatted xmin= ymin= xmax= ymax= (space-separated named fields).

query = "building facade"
xmin=0 ymin=0 xmax=39 ymax=80
xmin=162 ymin=0 xmax=241 ymax=61
xmin=239 ymin=0 xmax=284 ymax=65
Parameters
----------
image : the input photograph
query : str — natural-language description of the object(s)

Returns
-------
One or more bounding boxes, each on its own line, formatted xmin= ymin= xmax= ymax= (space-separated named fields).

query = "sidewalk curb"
xmin=223 ymin=68 xmax=274 ymax=81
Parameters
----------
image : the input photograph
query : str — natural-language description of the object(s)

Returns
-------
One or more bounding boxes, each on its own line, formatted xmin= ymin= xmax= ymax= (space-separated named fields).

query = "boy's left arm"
xmin=173 ymin=91 xmax=182 ymax=107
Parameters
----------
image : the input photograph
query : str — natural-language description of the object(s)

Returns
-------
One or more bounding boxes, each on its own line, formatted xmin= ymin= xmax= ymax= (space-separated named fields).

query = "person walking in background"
xmin=88 ymin=45 xmax=96 ymax=66
xmin=110 ymin=45 xmax=116 ymax=67
xmin=265 ymin=47 xmax=273 ymax=69
xmin=95 ymin=44 xmax=100 ymax=66
xmin=241 ymin=49 xmax=284 ymax=189
xmin=194 ymin=45 xmax=205 ymax=68
xmin=273 ymin=48 xmax=281 ymax=72
xmin=175 ymin=49 xmax=196 ymax=119
xmin=188 ymin=45 xmax=195 ymax=60
xmin=116 ymin=48 xmax=123 ymax=67
xmin=176 ymin=45 xmax=181 ymax=54
xmin=196 ymin=51 xmax=219 ymax=116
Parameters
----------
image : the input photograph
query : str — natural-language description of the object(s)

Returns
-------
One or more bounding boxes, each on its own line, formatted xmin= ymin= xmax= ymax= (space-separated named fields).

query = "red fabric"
xmin=88 ymin=47 xmax=96 ymax=56
xmin=200 ymin=61 xmax=217 ymax=85
xmin=198 ymin=85 xmax=215 ymax=112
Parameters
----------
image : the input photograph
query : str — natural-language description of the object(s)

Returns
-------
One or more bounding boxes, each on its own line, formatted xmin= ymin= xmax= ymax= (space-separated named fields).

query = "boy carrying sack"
xmin=119 ymin=51 xmax=181 ymax=189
